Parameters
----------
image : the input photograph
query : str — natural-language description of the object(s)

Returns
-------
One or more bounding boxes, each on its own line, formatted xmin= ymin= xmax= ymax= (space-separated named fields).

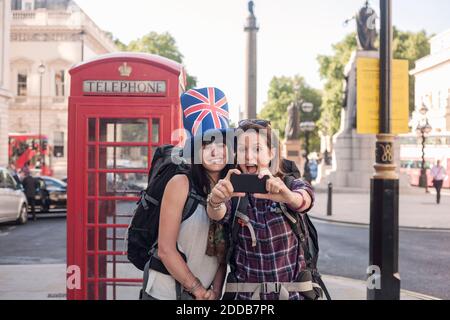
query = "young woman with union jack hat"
xmin=143 ymin=87 xmax=238 ymax=300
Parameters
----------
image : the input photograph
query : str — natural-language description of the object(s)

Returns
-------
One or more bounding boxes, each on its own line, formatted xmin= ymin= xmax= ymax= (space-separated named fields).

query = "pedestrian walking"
xmin=21 ymin=161 xmax=31 ymax=178
xmin=7 ymin=162 xmax=21 ymax=185
xmin=430 ymin=160 xmax=447 ymax=204
xmin=22 ymin=172 xmax=38 ymax=221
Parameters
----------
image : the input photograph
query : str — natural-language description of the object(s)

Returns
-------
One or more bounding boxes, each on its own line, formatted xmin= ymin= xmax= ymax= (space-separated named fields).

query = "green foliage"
xmin=317 ymin=33 xmax=357 ymax=137
xmin=105 ymin=31 xmax=127 ymax=51
xmin=258 ymin=75 xmax=322 ymax=152
xmin=127 ymin=32 xmax=184 ymax=63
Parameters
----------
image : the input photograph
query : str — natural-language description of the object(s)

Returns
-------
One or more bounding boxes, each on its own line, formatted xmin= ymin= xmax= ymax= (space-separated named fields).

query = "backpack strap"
xmin=181 ymin=177 xmax=206 ymax=221
xmin=281 ymin=175 xmax=332 ymax=300
xmin=226 ymin=195 xmax=250 ymax=274
xmin=139 ymin=191 xmax=159 ymax=211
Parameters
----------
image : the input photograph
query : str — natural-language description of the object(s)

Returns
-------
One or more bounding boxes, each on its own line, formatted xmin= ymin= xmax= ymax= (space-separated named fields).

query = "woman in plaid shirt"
xmin=206 ymin=120 xmax=315 ymax=300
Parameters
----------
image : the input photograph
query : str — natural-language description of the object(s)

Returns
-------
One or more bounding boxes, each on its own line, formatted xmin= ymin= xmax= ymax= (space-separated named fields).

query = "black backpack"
xmin=126 ymin=144 xmax=205 ymax=271
xmin=225 ymin=159 xmax=331 ymax=300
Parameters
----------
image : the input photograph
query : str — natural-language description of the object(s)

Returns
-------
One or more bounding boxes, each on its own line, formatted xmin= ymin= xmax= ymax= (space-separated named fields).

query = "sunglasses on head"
xmin=238 ymin=119 xmax=271 ymax=128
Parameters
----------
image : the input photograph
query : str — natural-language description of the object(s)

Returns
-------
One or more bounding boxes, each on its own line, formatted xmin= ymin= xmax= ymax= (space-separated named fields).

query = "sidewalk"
xmin=0 ymin=264 xmax=440 ymax=300
xmin=310 ymin=188 xmax=450 ymax=230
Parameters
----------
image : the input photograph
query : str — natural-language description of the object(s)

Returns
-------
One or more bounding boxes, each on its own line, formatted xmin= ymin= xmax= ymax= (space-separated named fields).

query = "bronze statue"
xmin=248 ymin=1 xmax=255 ymax=17
xmin=356 ymin=1 xmax=377 ymax=51
xmin=285 ymin=102 xmax=301 ymax=141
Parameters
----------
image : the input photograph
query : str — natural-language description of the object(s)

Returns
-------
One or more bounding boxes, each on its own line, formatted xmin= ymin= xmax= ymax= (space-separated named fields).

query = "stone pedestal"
xmin=283 ymin=139 xmax=304 ymax=174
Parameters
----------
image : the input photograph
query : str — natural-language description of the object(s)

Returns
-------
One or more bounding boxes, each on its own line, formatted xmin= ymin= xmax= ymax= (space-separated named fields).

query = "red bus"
xmin=399 ymin=134 xmax=450 ymax=188
xmin=8 ymin=133 xmax=53 ymax=176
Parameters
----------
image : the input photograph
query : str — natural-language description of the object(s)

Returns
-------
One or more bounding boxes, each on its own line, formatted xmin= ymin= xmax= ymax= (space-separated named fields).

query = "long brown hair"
xmin=236 ymin=122 xmax=286 ymax=178
xmin=189 ymin=132 xmax=234 ymax=197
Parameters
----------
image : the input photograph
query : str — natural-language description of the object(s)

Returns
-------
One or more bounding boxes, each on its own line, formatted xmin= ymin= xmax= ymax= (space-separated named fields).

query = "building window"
xmin=22 ymin=0 xmax=34 ymax=10
xmin=34 ymin=0 xmax=47 ymax=9
xmin=17 ymin=72 xmax=27 ymax=96
xmin=11 ymin=0 xmax=22 ymax=10
xmin=54 ymin=131 xmax=64 ymax=158
xmin=55 ymin=70 xmax=65 ymax=97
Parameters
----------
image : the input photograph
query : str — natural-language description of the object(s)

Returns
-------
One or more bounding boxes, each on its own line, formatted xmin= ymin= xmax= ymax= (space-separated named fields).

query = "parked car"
xmin=34 ymin=176 xmax=67 ymax=213
xmin=0 ymin=167 xmax=28 ymax=224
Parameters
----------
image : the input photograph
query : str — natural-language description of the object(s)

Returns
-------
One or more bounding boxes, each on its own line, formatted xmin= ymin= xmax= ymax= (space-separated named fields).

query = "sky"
xmin=75 ymin=0 xmax=450 ymax=123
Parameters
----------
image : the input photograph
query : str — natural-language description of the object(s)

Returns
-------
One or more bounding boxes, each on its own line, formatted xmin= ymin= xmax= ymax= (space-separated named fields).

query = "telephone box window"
xmin=100 ymin=119 xmax=148 ymax=143
xmin=87 ymin=200 xmax=96 ymax=224
xmin=152 ymin=118 xmax=160 ymax=143
xmin=99 ymin=172 xmax=147 ymax=197
xmin=87 ymin=173 xmax=96 ymax=196
xmin=88 ymin=118 xmax=96 ymax=142
xmin=99 ymin=146 xmax=148 ymax=169
xmin=88 ymin=145 xmax=96 ymax=169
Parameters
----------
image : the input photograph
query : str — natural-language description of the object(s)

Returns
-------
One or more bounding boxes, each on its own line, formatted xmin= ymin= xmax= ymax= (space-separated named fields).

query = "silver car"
xmin=0 ymin=167 xmax=28 ymax=224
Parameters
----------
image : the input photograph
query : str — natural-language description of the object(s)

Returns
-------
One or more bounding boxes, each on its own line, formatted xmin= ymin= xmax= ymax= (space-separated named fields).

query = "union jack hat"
xmin=180 ymin=87 xmax=231 ymax=138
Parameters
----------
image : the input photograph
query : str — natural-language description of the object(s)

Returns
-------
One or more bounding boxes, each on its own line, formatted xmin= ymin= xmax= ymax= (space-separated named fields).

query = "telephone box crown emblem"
xmin=118 ymin=62 xmax=132 ymax=77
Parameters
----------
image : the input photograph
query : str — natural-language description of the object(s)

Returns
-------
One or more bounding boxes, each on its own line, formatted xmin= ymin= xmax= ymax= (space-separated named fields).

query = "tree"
xmin=105 ymin=31 xmax=127 ymax=51
xmin=317 ymin=29 xmax=430 ymax=138
xmin=127 ymin=32 xmax=184 ymax=64
xmin=258 ymin=75 xmax=322 ymax=152
xmin=122 ymin=31 xmax=197 ymax=89
xmin=317 ymin=33 xmax=357 ymax=138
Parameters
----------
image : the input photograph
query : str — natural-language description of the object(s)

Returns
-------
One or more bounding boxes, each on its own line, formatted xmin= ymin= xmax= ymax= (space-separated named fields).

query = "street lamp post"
xmin=80 ymin=30 xmax=85 ymax=62
xmin=300 ymin=101 xmax=315 ymax=183
xmin=38 ymin=63 xmax=46 ymax=174
xmin=416 ymin=104 xmax=432 ymax=192
xmin=368 ymin=0 xmax=400 ymax=300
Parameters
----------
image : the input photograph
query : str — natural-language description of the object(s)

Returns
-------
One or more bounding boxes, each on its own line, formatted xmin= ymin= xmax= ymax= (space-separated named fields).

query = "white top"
xmin=431 ymin=165 xmax=447 ymax=181
xmin=145 ymin=204 xmax=219 ymax=300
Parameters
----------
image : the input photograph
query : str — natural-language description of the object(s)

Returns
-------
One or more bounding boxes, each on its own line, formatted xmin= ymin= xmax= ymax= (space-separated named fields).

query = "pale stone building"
xmin=9 ymin=0 xmax=117 ymax=178
xmin=410 ymin=28 xmax=450 ymax=133
xmin=0 ymin=0 xmax=12 ymax=167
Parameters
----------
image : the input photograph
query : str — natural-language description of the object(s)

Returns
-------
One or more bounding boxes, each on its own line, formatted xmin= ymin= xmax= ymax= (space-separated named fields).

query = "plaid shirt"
xmin=224 ymin=179 xmax=315 ymax=300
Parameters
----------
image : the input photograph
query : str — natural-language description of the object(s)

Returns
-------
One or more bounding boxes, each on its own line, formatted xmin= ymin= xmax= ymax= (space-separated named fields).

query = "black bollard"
xmin=327 ymin=182 xmax=332 ymax=216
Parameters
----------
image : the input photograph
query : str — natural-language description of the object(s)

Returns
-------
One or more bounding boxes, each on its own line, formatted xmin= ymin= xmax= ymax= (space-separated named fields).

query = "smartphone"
xmin=230 ymin=174 xmax=269 ymax=194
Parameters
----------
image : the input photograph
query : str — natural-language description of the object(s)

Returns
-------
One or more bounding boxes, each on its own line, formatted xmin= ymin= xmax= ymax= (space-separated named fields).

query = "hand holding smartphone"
xmin=230 ymin=174 xmax=269 ymax=194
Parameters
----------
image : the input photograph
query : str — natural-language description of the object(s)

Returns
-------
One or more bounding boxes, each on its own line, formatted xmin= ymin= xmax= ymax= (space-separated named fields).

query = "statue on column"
xmin=285 ymin=102 xmax=300 ymax=141
xmin=248 ymin=1 xmax=255 ymax=17
xmin=356 ymin=1 xmax=378 ymax=51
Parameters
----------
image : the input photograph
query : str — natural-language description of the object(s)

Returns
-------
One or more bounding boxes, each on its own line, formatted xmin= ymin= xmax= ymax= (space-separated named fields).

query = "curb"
xmin=309 ymin=214 xmax=450 ymax=232
xmin=322 ymin=274 xmax=442 ymax=300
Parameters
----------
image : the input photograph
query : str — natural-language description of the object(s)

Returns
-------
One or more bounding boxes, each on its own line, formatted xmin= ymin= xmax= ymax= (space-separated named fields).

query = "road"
xmin=1 ymin=213 xmax=449 ymax=299
xmin=314 ymin=219 xmax=450 ymax=299
xmin=0 ymin=213 xmax=66 ymax=265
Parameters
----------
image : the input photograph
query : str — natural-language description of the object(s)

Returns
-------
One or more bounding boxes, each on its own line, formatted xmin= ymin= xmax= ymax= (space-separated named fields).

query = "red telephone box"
xmin=67 ymin=53 xmax=186 ymax=300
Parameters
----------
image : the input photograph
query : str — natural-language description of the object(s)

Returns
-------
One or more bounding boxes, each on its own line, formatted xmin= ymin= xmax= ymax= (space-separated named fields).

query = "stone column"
xmin=0 ymin=0 xmax=12 ymax=167
xmin=244 ymin=6 xmax=259 ymax=120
